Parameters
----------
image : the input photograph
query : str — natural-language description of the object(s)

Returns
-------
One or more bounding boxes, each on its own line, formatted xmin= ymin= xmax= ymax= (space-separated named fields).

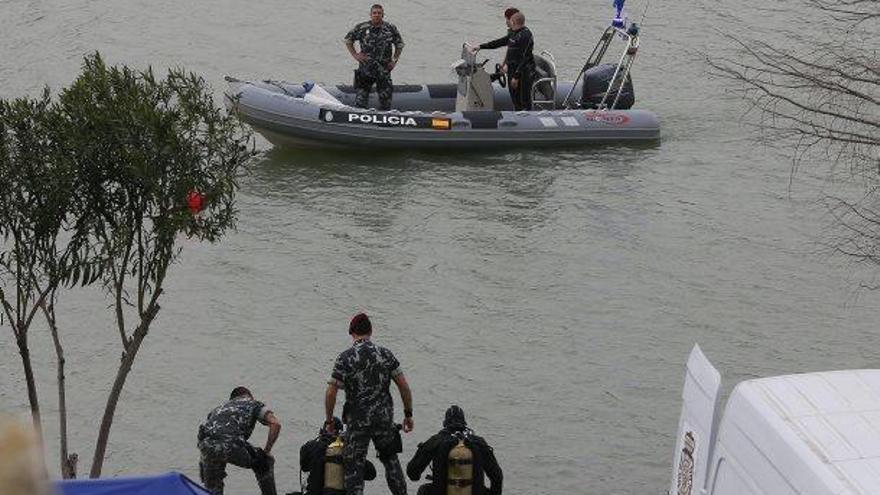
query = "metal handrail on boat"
xmin=531 ymin=50 xmax=558 ymax=110
xmin=561 ymin=24 xmax=641 ymax=111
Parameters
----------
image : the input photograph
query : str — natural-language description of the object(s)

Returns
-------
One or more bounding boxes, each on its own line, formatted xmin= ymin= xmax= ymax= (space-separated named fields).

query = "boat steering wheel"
xmin=493 ymin=63 xmax=507 ymax=88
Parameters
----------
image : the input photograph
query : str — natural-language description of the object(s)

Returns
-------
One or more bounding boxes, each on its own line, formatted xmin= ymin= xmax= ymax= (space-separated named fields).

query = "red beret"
xmin=349 ymin=313 xmax=372 ymax=335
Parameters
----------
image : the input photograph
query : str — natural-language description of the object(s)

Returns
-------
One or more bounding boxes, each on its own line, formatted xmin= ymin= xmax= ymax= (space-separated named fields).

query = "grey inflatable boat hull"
xmin=225 ymin=80 xmax=660 ymax=149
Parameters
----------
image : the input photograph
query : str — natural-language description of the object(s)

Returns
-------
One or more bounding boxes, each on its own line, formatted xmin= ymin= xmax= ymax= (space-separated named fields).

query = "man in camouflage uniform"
xmin=325 ymin=313 xmax=414 ymax=495
xmin=198 ymin=386 xmax=282 ymax=495
xmin=344 ymin=4 xmax=405 ymax=110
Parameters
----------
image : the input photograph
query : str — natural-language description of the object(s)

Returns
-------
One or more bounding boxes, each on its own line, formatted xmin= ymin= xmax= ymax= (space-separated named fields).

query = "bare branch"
xmin=708 ymin=0 xmax=880 ymax=271
xmin=0 ymin=287 xmax=17 ymax=339
xmin=806 ymin=0 xmax=880 ymax=23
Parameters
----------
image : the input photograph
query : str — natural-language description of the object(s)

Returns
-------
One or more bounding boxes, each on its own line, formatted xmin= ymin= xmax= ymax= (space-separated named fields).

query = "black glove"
xmin=251 ymin=447 xmax=274 ymax=472
xmin=364 ymin=460 xmax=378 ymax=481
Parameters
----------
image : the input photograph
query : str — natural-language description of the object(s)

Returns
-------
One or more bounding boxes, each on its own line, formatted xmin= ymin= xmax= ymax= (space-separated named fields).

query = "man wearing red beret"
xmin=324 ymin=313 xmax=414 ymax=495
xmin=474 ymin=8 xmax=537 ymax=111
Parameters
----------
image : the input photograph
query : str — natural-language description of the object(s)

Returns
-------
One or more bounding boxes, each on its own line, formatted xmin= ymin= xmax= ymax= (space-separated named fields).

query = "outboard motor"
xmin=580 ymin=63 xmax=635 ymax=110
xmin=453 ymin=45 xmax=495 ymax=112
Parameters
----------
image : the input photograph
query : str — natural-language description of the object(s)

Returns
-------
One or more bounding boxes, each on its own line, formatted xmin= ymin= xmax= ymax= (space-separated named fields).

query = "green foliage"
xmin=53 ymin=53 xmax=254 ymax=294
xmin=1 ymin=52 xmax=254 ymax=302
xmin=0 ymin=89 xmax=74 ymax=326
xmin=0 ymin=52 xmax=255 ymax=473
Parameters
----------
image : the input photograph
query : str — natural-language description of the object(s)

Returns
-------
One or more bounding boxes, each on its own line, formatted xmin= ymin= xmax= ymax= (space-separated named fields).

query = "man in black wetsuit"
xmin=406 ymin=406 xmax=503 ymax=495
xmin=477 ymin=11 xmax=536 ymax=110
xmin=295 ymin=417 xmax=377 ymax=495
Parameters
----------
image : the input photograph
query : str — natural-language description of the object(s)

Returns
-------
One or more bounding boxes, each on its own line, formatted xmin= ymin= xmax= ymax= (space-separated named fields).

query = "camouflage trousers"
xmin=354 ymin=66 xmax=393 ymax=111
xmin=343 ymin=422 xmax=406 ymax=495
xmin=199 ymin=440 xmax=277 ymax=495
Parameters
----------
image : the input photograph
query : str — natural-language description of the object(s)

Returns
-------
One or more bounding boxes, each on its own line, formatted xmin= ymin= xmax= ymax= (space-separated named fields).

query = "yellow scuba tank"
xmin=446 ymin=439 xmax=474 ymax=495
xmin=324 ymin=436 xmax=344 ymax=491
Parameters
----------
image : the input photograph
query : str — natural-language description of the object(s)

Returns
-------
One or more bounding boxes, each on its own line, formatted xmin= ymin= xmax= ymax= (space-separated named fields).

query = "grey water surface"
xmin=2 ymin=0 xmax=878 ymax=494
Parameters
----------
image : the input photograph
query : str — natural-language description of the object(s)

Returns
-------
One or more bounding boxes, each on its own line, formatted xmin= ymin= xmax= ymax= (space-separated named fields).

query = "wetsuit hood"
xmin=443 ymin=405 xmax=467 ymax=431
xmin=320 ymin=417 xmax=344 ymax=436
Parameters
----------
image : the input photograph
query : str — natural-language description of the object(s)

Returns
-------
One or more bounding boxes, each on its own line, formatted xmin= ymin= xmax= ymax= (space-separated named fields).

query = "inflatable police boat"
xmin=225 ymin=15 xmax=659 ymax=149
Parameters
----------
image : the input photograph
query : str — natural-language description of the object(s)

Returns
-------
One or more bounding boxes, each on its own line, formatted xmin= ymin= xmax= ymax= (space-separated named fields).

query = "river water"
xmin=2 ymin=0 xmax=878 ymax=493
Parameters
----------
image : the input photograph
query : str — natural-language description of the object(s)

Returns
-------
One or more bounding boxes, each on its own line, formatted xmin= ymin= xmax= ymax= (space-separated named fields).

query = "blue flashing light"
xmin=612 ymin=0 xmax=626 ymax=27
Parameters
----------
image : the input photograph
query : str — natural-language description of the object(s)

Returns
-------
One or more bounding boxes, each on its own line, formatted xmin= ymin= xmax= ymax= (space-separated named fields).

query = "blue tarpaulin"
xmin=56 ymin=472 xmax=211 ymax=495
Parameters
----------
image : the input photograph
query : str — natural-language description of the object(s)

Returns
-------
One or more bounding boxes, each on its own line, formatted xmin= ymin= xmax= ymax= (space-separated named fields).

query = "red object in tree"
xmin=187 ymin=190 xmax=203 ymax=215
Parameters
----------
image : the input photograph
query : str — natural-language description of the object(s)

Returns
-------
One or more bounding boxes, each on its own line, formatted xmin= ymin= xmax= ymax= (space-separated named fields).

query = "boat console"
xmin=453 ymin=7 xmax=641 ymax=112
xmin=452 ymin=45 xmax=496 ymax=112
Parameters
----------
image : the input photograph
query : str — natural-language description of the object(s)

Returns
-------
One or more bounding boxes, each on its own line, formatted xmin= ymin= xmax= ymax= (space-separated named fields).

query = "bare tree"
xmin=707 ymin=0 xmax=879 ymax=261
xmin=806 ymin=0 xmax=878 ymax=24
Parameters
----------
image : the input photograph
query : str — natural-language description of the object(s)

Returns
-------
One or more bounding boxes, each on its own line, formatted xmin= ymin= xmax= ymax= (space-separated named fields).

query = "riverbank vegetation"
xmin=0 ymin=52 xmax=255 ymax=478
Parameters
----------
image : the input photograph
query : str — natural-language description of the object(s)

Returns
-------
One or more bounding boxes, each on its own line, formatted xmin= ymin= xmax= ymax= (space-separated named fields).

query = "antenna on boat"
xmin=638 ymin=0 xmax=650 ymax=28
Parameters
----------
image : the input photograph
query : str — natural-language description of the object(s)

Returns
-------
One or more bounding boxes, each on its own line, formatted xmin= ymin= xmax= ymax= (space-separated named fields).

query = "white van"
xmin=671 ymin=345 xmax=880 ymax=495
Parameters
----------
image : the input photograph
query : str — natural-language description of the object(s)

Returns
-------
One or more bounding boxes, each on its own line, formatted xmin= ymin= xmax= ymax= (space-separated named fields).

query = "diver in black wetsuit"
xmin=406 ymin=406 xmax=503 ymax=495
xmin=293 ymin=416 xmax=377 ymax=495
xmin=477 ymin=11 xmax=536 ymax=111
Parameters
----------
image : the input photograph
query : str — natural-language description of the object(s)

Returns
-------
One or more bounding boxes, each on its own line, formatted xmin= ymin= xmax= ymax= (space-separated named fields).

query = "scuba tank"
xmin=446 ymin=437 xmax=474 ymax=495
xmin=323 ymin=436 xmax=345 ymax=491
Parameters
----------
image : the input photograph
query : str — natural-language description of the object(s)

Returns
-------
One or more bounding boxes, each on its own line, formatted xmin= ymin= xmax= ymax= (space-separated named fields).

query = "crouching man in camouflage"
xmin=344 ymin=4 xmax=404 ymax=110
xmin=325 ymin=313 xmax=414 ymax=495
xmin=198 ymin=386 xmax=282 ymax=495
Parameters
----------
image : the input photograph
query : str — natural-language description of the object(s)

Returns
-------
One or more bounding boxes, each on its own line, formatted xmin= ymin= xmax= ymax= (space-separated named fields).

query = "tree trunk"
xmin=16 ymin=331 xmax=43 ymax=438
xmin=89 ymin=300 xmax=160 ymax=478
xmin=44 ymin=302 xmax=76 ymax=478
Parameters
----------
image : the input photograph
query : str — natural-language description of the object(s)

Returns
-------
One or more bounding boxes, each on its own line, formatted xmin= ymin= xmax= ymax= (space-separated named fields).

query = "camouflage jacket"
xmin=344 ymin=20 xmax=404 ymax=68
xmin=331 ymin=339 xmax=402 ymax=428
xmin=198 ymin=397 xmax=270 ymax=447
